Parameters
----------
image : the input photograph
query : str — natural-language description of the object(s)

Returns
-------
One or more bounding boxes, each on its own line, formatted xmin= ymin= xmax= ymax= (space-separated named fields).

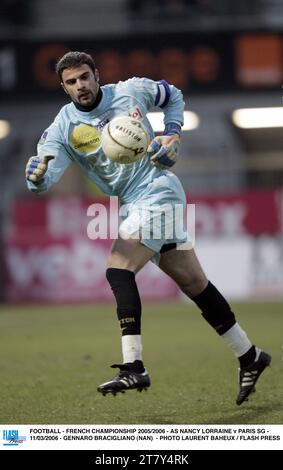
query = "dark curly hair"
xmin=56 ymin=51 xmax=96 ymax=81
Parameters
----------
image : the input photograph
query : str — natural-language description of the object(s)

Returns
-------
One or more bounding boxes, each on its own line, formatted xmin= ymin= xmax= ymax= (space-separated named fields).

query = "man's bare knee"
xmin=107 ymin=237 xmax=154 ymax=273
xmin=179 ymin=277 xmax=208 ymax=298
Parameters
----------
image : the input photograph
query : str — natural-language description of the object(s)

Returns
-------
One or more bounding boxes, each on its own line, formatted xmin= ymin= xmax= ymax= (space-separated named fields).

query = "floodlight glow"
xmin=148 ymin=111 xmax=199 ymax=132
xmin=232 ymin=107 xmax=283 ymax=129
xmin=0 ymin=120 xmax=11 ymax=139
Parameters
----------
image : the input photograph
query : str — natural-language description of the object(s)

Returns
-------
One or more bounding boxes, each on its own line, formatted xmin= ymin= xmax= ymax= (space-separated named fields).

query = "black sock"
xmin=193 ymin=281 xmax=236 ymax=335
xmin=238 ymin=345 xmax=256 ymax=368
xmin=126 ymin=360 xmax=145 ymax=373
xmin=106 ymin=268 xmax=141 ymax=335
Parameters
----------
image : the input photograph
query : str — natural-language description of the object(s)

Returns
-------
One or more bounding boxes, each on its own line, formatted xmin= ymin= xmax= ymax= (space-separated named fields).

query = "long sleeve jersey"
xmin=27 ymin=77 xmax=184 ymax=204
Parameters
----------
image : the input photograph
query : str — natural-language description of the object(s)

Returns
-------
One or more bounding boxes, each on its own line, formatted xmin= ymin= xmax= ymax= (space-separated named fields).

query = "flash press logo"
xmin=3 ymin=429 xmax=26 ymax=446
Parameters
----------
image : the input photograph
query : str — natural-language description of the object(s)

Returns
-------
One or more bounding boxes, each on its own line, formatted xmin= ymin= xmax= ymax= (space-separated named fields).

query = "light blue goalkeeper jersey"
xmin=27 ymin=77 xmax=184 ymax=204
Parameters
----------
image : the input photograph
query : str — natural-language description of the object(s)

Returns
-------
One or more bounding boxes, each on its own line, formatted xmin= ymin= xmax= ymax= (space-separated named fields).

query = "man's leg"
xmin=97 ymin=237 xmax=154 ymax=395
xmin=159 ymin=247 xmax=271 ymax=405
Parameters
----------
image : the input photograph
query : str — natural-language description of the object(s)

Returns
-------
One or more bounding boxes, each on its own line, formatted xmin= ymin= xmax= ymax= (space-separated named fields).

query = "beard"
xmin=77 ymin=90 xmax=95 ymax=105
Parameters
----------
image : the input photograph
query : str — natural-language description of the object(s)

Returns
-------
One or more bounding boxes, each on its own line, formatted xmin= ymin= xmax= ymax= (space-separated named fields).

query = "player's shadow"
xmin=143 ymin=401 xmax=282 ymax=425
xmin=214 ymin=401 xmax=282 ymax=424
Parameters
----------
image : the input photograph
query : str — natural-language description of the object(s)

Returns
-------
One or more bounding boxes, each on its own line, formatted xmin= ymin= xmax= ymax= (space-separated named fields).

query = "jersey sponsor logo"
xmin=129 ymin=106 xmax=142 ymax=120
xmin=70 ymin=124 xmax=100 ymax=154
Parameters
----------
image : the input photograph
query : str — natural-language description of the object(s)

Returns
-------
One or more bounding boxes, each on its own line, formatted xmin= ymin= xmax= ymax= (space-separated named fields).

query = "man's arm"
xmin=124 ymin=77 xmax=184 ymax=169
xmin=148 ymin=80 xmax=184 ymax=169
xmin=26 ymin=122 xmax=71 ymax=194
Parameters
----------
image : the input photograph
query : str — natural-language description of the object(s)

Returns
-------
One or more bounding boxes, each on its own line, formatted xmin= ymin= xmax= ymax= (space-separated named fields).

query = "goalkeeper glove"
xmin=25 ymin=155 xmax=54 ymax=183
xmin=147 ymin=123 xmax=181 ymax=169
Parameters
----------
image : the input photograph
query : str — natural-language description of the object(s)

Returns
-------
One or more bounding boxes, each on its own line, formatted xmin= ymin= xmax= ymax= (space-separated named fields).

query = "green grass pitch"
xmin=0 ymin=301 xmax=282 ymax=424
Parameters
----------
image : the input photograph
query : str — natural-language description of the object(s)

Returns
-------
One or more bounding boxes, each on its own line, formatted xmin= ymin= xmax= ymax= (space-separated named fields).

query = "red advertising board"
xmin=5 ymin=236 xmax=179 ymax=303
xmin=4 ymin=189 xmax=283 ymax=302
xmin=190 ymin=189 xmax=282 ymax=236
xmin=11 ymin=189 xmax=283 ymax=238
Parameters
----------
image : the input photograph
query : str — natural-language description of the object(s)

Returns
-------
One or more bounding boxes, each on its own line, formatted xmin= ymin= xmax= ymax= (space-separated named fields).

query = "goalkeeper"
xmin=25 ymin=51 xmax=271 ymax=406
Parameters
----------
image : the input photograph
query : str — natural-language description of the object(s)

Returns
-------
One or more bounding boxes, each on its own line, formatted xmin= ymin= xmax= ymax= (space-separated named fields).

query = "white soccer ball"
xmin=101 ymin=116 xmax=150 ymax=164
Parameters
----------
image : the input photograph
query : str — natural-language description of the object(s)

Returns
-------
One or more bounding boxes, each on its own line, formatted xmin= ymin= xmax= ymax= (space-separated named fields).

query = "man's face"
xmin=61 ymin=64 xmax=99 ymax=106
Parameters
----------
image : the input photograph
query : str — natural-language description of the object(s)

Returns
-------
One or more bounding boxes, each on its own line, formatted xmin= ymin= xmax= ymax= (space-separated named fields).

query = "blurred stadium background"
xmin=0 ymin=1 xmax=282 ymax=423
